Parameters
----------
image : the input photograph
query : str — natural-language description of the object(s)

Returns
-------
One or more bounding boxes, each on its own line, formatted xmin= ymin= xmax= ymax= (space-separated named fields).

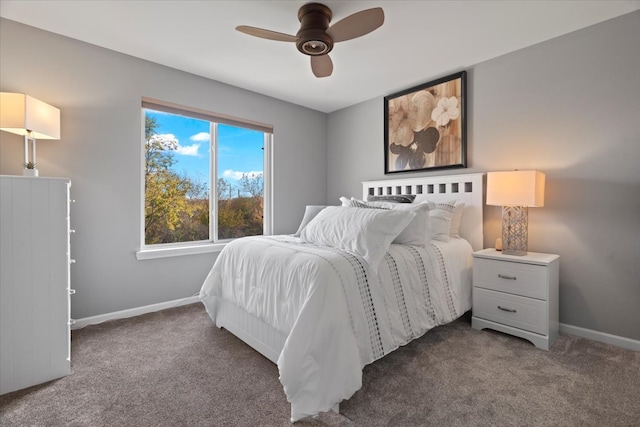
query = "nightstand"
xmin=471 ymin=248 xmax=559 ymax=350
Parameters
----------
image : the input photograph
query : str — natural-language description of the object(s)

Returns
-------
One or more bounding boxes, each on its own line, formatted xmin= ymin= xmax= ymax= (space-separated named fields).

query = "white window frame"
xmin=136 ymin=98 xmax=273 ymax=260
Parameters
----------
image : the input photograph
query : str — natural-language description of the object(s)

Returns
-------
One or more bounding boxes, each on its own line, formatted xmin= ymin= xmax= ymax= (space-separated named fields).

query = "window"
xmin=139 ymin=98 xmax=272 ymax=257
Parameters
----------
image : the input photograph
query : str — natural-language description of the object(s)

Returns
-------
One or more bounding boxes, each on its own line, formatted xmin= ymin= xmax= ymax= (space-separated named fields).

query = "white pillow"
xmin=429 ymin=201 xmax=455 ymax=242
xmin=343 ymin=198 xmax=432 ymax=246
xmin=300 ymin=206 xmax=416 ymax=271
xmin=450 ymin=201 xmax=465 ymax=238
xmin=389 ymin=202 xmax=432 ymax=246
xmin=339 ymin=196 xmax=351 ymax=207
xmin=293 ymin=205 xmax=327 ymax=237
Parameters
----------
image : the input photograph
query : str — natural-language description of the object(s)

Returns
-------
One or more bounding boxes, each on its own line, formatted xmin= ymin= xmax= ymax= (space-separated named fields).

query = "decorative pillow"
xmin=341 ymin=197 xmax=389 ymax=209
xmin=429 ymin=201 xmax=455 ymax=242
xmin=341 ymin=197 xmax=393 ymax=209
xmin=367 ymin=194 xmax=416 ymax=203
xmin=344 ymin=198 xmax=431 ymax=246
xmin=293 ymin=205 xmax=327 ymax=237
xmin=450 ymin=201 xmax=465 ymax=238
xmin=300 ymin=206 xmax=416 ymax=271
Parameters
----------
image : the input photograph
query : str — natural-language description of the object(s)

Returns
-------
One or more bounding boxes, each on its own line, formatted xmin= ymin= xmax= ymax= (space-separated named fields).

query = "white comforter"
xmin=199 ymin=235 xmax=472 ymax=421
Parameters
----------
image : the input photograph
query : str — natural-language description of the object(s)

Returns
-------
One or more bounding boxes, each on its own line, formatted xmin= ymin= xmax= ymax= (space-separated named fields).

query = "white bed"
xmin=199 ymin=173 xmax=484 ymax=421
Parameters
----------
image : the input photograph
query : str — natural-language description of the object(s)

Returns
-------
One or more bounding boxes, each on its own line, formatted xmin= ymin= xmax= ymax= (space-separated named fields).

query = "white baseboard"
xmin=560 ymin=323 xmax=639 ymax=351
xmin=72 ymin=295 xmax=201 ymax=330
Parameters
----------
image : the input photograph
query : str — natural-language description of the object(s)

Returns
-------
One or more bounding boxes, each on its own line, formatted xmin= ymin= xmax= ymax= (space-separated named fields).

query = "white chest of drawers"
xmin=471 ymin=248 xmax=559 ymax=350
xmin=0 ymin=176 xmax=73 ymax=394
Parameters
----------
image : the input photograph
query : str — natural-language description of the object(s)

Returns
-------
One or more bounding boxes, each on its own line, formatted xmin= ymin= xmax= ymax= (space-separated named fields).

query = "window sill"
xmin=136 ymin=242 xmax=227 ymax=260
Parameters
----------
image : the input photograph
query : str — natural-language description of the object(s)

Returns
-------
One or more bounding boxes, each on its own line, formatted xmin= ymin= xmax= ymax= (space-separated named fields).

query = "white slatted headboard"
xmin=362 ymin=173 xmax=484 ymax=251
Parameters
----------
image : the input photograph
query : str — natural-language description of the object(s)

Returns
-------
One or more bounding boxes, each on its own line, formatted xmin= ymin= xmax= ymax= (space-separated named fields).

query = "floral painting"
xmin=384 ymin=71 xmax=466 ymax=173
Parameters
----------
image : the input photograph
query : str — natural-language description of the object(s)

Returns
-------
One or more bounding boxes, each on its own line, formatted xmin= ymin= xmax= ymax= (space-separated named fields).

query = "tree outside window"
xmin=143 ymin=104 xmax=270 ymax=246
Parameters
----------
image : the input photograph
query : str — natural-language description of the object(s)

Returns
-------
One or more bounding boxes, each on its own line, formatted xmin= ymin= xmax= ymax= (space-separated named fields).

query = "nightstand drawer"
xmin=473 ymin=258 xmax=548 ymax=300
xmin=473 ymin=288 xmax=547 ymax=335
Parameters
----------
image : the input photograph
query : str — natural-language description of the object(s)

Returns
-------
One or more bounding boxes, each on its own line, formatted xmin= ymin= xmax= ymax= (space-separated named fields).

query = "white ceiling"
xmin=1 ymin=1 xmax=638 ymax=113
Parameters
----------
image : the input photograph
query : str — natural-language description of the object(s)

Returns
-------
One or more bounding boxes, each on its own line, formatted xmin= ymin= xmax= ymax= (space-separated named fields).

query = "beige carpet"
xmin=1 ymin=303 xmax=638 ymax=426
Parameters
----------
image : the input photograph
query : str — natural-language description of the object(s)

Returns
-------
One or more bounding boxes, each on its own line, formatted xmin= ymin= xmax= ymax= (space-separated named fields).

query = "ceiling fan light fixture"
xmin=236 ymin=2 xmax=384 ymax=78
xmin=301 ymin=39 xmax=330 ymax=55
xmin=296 ymin=3 xmax=333 ymax=56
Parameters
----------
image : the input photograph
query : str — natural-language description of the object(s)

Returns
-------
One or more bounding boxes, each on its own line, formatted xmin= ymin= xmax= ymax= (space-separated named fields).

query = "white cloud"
xmin=150 ymin=133 xmax=200 ymax=156
xmin=222 ymin=170 xmax=263 ymax=180
xmin=150 ymin=133 xmax=177 ymax=149
xmin=190 ymin=132 xmax=210 ymax=142
xmin=175 ymin=143 xmax=200 ymax=156
xmin=154 ymin=133 xmax=176 ymax=140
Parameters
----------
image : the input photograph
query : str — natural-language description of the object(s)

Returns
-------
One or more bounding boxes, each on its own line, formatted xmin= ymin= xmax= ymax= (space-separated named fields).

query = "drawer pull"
xmin=498 ymin=305 xmax=517 ymax=313
xmin=498 ymin=274 xmax=517 ymax=280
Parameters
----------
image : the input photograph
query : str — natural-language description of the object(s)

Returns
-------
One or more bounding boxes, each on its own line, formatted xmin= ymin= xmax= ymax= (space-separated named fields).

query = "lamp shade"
xmin=486 ymin=170 xmax=545 ymax=207
xmin=0 ymin=93 xmax=60 ymax=140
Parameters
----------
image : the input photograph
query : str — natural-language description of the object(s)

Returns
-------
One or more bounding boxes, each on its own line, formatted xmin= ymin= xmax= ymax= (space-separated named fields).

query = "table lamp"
xmin=486 ymin=170 xmax=545 ymax=256
xmin=0 ymin=92 xmax=60 ymax=176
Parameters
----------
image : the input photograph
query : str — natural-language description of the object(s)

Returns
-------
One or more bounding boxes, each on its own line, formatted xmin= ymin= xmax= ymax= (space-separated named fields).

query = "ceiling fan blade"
xmin=311 ymin=55 xmax=333 ymax=78
xmin=236 ymin=25 xmax=297 ymax=42
xmin=326 ymin=7 xmax=384 ymax=43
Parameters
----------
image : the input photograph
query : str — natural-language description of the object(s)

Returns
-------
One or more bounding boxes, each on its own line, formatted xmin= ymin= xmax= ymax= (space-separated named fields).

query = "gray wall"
xmin=0 ymin=19 xmax=327 ymax=319
xmin=327 ymin=11 xmax=640 ymax=340
xmin=2 ymin=11 xmax=639 ymax=341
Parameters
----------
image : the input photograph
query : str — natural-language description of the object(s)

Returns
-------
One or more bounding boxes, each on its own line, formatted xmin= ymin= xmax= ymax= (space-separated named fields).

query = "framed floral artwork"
xmin=384 ymin=71 xmax=467 ymax=174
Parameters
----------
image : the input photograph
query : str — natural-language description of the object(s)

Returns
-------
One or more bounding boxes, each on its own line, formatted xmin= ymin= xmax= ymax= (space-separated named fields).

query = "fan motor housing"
xmin=296 ymin=3 xmax=333 ymax=56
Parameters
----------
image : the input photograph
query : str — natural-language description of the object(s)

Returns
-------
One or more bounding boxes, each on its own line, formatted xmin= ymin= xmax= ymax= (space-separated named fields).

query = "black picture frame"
xmin=384 ymin=71 xmax=467 ymax=174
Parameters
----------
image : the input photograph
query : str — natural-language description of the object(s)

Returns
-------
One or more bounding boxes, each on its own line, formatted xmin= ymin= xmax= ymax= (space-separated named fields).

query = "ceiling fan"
xmin=236 ymin=3 xmax=385 ymax=78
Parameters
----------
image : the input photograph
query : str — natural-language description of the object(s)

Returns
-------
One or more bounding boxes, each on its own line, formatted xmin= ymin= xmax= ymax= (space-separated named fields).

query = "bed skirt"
xmin=213 ymin=299 xmax=286 ymax=364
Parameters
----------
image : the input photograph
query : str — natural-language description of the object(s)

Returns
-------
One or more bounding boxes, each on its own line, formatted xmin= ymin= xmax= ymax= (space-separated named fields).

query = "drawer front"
xmin=473 ymin=258 xmax=548 ymax=300
xmin=473 ymin=288 xmax=548 ymax=335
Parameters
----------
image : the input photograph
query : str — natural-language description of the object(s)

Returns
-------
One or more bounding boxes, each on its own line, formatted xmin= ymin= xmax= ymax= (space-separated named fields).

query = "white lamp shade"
xmin=486 ymin=170 xmax=545 ymax=207
xmin=0 ymin=93 xmax=60 ymax=140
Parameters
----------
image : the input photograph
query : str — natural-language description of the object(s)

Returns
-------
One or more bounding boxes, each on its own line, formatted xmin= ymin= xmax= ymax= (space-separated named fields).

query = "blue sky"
xmin=146 ymin=110 xmax=264 ymax=187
